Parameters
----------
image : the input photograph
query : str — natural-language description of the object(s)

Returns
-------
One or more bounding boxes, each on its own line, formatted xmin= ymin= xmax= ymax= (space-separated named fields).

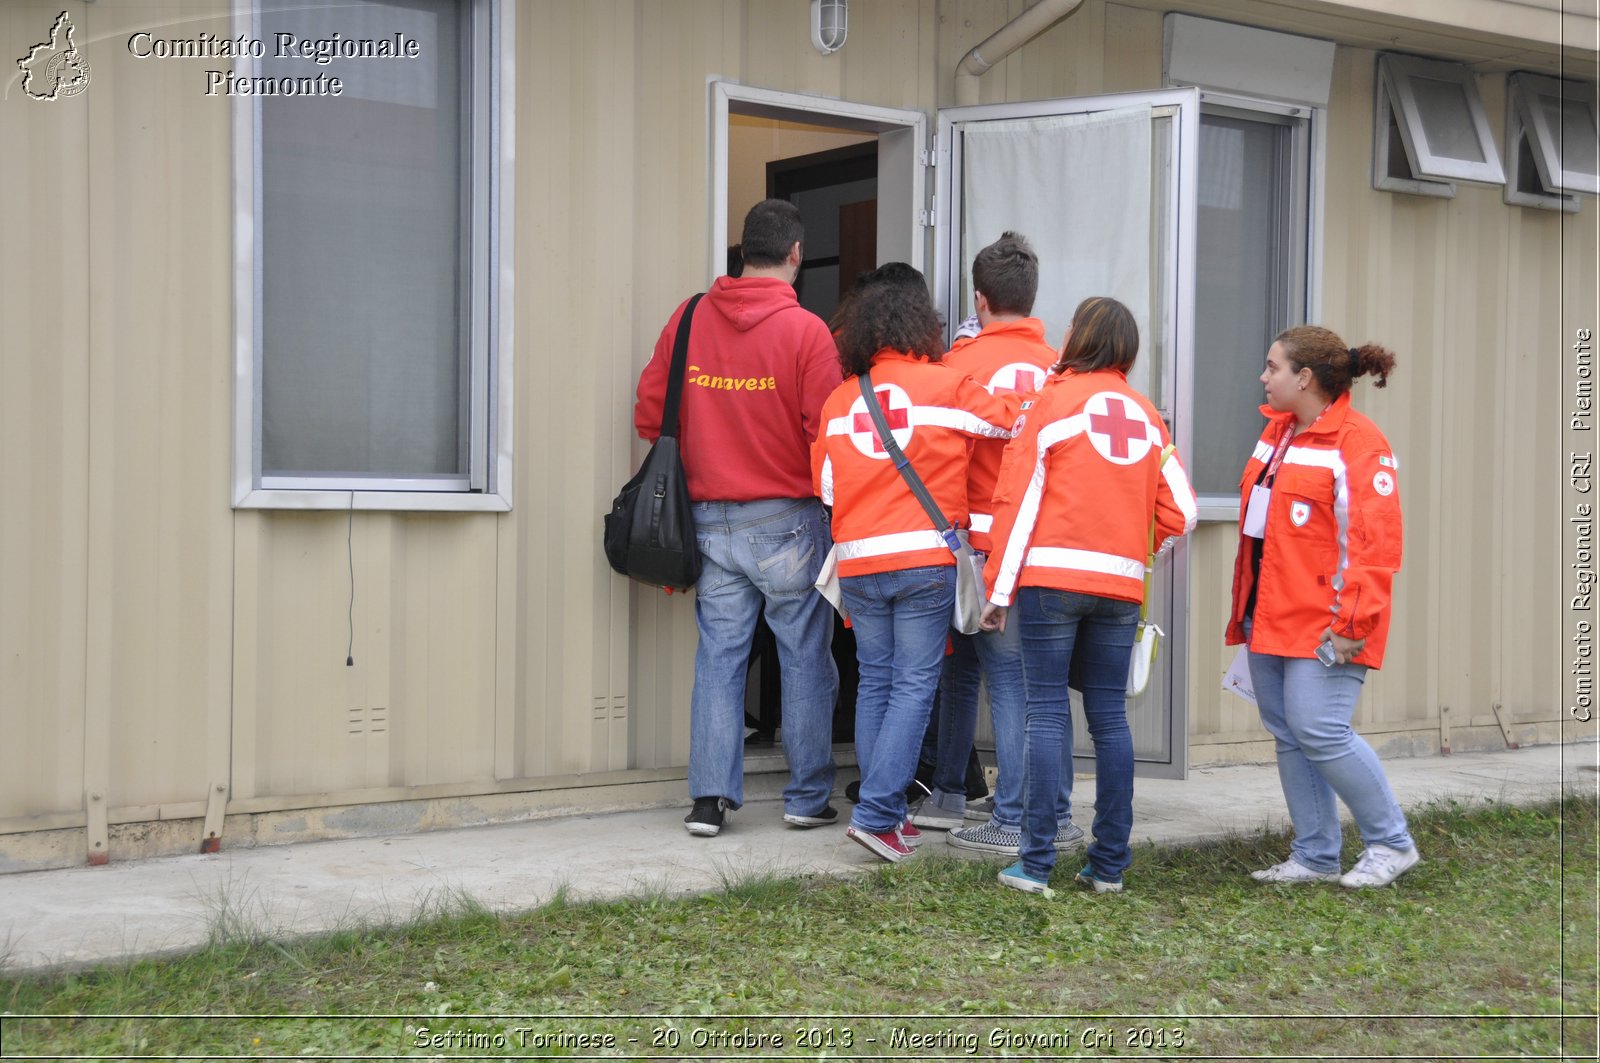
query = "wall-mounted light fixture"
xmin=811 ymin=0 xmax=846 ymax=55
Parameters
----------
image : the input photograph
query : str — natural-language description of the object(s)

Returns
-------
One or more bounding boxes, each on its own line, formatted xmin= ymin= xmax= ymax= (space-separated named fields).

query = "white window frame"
xmin=1504 ymin=90 xmax=1581 ymax=213
xmin=1374 ymin=53 xmax=1504 ymax=194
xmin=231 ymin=0 xmax=515 ymax=512
xmin=1507 ymin=71 xmax=1598 ymax=197
xmin=1192 ymin=92 xmax=1324 ymax=521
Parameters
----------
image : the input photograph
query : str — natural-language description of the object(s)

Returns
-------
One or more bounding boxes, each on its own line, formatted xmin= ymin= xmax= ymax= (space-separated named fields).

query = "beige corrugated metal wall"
xmin=2 ymin=0 xmax=235 ymax=840
xmin=0 ymin=0 xmax=1591 ymax=863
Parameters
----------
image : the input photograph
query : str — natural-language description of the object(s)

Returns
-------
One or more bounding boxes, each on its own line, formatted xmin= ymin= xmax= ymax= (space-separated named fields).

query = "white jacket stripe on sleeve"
xmin=990 ymin=418 xmax=1066 ymax=606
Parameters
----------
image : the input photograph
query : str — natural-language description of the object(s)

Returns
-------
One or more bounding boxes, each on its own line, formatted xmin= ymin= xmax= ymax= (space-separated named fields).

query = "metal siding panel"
xmin=1504 ymin=209 xmax=1568 ymax=725
xmin=618 ymin=1 xmax=734 ymax=776
xmin=241 ymin=513 xmax=501 ymax=799
xmin=836 ymin=0 xmax=933 ymax=108
xmin=418 ymin=514 xmax=498 ymax=784
xmin=82 ymin=1 xmax=234 ymax=815
xmin=248 ymin=516 xmax=362 ymax=796
xmin=0 ymin=0 xmax=92 ymax=822
xmin=1184 ymin=526 xmax=1236 ymax=746
xmin=511 ymin=0 xmax=658 ymax=779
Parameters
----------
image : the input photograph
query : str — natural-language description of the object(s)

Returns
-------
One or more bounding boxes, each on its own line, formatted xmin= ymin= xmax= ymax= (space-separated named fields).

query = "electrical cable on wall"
xmin=346 ymin=491 xmax=355 ymax=666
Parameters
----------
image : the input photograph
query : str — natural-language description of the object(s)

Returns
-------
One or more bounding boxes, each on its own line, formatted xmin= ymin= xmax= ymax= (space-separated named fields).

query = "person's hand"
xmin=1320 ymin=626 xmax=1365 ymax=664
xmin=981 ymin=603 xmax=1007 ymax=633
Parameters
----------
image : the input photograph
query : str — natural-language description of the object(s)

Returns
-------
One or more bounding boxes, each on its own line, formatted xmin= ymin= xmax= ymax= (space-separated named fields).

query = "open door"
xmin=934 ymin=88 xmax=1200 ymax=779
xmin=710 ymin=82 xmax=928 ymax=281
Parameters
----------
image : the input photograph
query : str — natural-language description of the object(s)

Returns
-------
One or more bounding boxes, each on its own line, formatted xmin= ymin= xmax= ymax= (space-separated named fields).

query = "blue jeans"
xmin=1247 ymin=650 xmax=1414 ymax=872
xmin=1018 ymin=588 xmax=1140 ymax=882
xmin=841 ymin=566 xmax=955 ymax=833
xmin=689 ymin=499 xmax=838 ymax=815
xmin=939 ymin=620 xmax=1073 ymax=829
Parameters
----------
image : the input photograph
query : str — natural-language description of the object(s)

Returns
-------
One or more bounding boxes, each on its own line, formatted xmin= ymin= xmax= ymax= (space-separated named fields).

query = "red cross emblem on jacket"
xmin=1084 ymin=391 xmax=1155 ymax=465
xmin=848 ymin=385 xmax=912 ymax=458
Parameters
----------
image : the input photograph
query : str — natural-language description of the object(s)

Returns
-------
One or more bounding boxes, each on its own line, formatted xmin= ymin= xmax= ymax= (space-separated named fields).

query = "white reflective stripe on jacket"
xmin=835 ymin=529 xmax=949 ymax=561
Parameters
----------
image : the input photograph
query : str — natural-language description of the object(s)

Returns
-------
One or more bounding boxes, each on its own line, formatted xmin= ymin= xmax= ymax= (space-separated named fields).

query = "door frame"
xmin=934 ymin=87 xmax=1201 ymax=779
xmin=709 ymin=80 xmax=927 ymax=285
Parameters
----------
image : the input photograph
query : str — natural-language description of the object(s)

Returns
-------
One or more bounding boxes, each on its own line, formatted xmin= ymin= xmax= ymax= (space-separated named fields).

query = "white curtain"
xmin=960 ymin=106 xmax=1153 ymax=395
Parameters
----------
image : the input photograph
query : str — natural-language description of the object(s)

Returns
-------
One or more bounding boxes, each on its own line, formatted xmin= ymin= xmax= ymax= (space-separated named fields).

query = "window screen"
xmin=1191 ymin=109 xmax=1306 ymax=500
xmin=252 ymin=0 xmax=486 ymax=490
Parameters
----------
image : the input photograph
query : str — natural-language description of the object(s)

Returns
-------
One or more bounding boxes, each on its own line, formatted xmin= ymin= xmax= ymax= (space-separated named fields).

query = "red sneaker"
xmin=900 ymin=818 xmax=924 ymax=848
xmin=846 ymin=825 xmax=917 ymax=863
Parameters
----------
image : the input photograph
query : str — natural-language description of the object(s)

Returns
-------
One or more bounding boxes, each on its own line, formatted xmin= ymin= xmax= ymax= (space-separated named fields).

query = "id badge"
xmin=1243 ymin=484 xmax=1271 ymax=538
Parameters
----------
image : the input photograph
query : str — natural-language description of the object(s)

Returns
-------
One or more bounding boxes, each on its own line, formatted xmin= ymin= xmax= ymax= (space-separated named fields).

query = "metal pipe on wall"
xmin=954 ymin=0 xmax=1086 ymax=106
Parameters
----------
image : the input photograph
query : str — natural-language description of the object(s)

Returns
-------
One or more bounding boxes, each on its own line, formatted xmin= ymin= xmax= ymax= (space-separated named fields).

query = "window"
xmin=1374 ymin=53 xmax=1504 ymax=197
xmin=1190 ymin=99 xmax=1312 ymax=508
xmin=1504 ymin=72 xmax=1598 ymax=209
xmin=233 ymin=0 xmax=512 ymax=511
xmin=1505 ymin=92 xmax=1581 ymax=213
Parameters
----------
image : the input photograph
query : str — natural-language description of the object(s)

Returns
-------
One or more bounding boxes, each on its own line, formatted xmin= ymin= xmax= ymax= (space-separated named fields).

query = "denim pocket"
xmin=1033 ymin=588 xmax=1086 ymax=624
xmin=749 ymin=524 xmax=818 ymax=596
xmin=891 ymin=565 xmax=956 ymax=605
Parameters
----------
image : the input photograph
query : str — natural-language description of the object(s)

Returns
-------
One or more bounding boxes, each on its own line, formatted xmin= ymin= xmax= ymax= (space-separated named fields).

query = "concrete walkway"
xmin=2 ymin=742 xmax=1593 ymax=974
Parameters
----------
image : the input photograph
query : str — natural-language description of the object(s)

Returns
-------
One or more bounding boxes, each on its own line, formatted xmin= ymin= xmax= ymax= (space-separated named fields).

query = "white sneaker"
xmin=1073 ymin=865 xmax=1123 ymax=894
xmin=1339 ymin=844 xmax=1420 ymax=888
xmin=1251 ymin=858 xmax=1340 ymax=884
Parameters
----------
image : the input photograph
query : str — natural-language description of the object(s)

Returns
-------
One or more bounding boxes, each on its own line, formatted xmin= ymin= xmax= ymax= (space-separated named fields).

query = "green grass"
xmin=1 ymin=795 xmax=1594 ymax=1060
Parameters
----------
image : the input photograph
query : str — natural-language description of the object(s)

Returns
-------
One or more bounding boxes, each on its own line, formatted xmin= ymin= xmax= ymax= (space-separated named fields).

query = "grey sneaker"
xmin=963 ymin=795 xmax=995 ymax=821
xmin=947 ymin=821 xmax=1084 ymax=855
xmin=1339 ymin=844 xmax=1420 ymax=888
xmin=909 ymin=793 xmax=965 ymax=830
xmin=947 ymin=821 xmax=1021 ymax=854
xmin=1251 ymin=858 xmax=1340 ymax=884
xmin=1053 ymin=821 xmax=1086 ymax=850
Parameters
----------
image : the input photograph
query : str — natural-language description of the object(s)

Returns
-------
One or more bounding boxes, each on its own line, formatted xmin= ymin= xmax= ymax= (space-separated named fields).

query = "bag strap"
xmin=1140 ymin=443 xmax=1178 ymax=623
xmin=659 ymin=293 xmax=705 ymax=440
xmin=859 ymin=371 xmax=963 ymax=556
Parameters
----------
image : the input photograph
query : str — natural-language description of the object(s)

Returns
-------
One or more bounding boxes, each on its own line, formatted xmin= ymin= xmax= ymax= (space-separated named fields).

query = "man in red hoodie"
xmin=635 ymin=199 xmax=843 ymax=838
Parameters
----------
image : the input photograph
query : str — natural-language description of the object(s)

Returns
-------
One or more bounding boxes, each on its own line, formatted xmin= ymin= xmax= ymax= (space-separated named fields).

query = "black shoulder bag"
xmin=603 ymin=294 xmax=704 ymax=591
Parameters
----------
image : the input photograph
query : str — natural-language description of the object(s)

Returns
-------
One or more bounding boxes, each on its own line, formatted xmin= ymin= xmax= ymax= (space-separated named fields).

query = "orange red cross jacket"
xmin=811 ymin=350 xmax=1018 ymax=577
xmin=1226 ymin=393 xmax=1403 ymax=668
xmin=984 ymin=368 xmax=1198 ymax=607
xmin=941 ymin=317 xmax=1058 ymax=554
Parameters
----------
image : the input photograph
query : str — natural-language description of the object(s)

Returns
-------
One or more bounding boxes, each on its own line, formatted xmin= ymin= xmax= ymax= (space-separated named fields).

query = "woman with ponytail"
xmin=1227 ymin=325 xmax=1419 ymax=889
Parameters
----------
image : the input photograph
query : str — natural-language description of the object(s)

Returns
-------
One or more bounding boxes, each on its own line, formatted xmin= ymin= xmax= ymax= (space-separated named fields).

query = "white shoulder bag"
xmin=1127 ymin=444 xmax=1177 ymax=697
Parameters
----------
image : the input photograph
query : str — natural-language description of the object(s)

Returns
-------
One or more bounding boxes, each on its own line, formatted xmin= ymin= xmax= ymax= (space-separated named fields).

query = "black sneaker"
xmin=783 ymin=805 xmax=839 ymax=828
xmin=684 ymin=797 xmax=729 ymax=837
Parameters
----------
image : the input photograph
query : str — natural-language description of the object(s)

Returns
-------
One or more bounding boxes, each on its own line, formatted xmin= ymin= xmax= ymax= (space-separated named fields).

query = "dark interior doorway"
xmin=768 ymin=142 xmax=879 ymax=323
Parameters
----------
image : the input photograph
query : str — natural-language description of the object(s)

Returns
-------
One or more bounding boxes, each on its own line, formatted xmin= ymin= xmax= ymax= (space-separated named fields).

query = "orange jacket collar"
xmin=1256 ymin=391 xmax=1353 ymax=437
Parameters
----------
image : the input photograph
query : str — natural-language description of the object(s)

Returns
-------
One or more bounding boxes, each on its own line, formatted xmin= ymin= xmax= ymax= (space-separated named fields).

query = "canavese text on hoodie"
xmin=634 ymin=276 xmax=841 ymax=502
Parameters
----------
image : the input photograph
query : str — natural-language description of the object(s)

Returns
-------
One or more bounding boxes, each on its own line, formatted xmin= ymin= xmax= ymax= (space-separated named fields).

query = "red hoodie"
xmin=635 ymin=276 xmax=842 ymax=502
